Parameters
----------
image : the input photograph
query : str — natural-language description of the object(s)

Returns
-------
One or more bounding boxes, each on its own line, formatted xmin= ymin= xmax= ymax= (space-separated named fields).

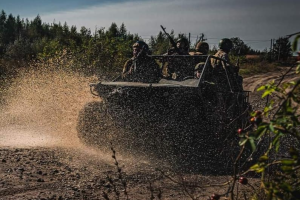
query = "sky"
xmin=1 ymin=0 xmax=300 ymax=51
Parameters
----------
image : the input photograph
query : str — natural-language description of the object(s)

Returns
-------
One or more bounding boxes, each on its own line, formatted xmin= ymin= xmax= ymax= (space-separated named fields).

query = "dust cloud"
xmin=0 ymin=64 xmax=156 ymax=170
xmin=0 ymin=66 xmax=99 ymax=148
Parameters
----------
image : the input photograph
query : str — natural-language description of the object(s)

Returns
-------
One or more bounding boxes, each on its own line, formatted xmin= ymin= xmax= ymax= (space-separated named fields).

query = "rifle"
xmin=132 ymin=45 xmax=148 ymax=73
xmin=160 ymin=25 xmax=181 ymax=55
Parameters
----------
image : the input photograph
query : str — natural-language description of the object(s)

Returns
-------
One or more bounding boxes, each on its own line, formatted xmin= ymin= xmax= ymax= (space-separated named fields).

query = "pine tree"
xmin=273 ymin=37 xmax=292 ymax=61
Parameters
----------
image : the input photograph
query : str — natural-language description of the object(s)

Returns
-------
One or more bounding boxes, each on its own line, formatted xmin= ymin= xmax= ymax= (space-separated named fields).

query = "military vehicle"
xmin=77 ymin=54 xmax=251 ymax=173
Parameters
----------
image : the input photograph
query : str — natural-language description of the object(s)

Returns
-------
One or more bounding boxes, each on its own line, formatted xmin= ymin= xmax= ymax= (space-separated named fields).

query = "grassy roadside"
xmin=239 ymin=61 xmax=283 ymax=78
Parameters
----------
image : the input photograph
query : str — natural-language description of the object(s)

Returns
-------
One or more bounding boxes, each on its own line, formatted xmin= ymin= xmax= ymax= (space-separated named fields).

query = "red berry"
xmin=254 ymin=110 xmax=262 ymax=117
xmin=250 ymin=117 xmax=256 ymax=124
xmin=250 ymin=117 xmax=262 ymax=125
xmin=239 ymin=176 xmax=248 ymax=185
xmin=237 ymin=128 xmax=243 ymax=135
xmin=210 ymin=194 xmax=220 ymax=200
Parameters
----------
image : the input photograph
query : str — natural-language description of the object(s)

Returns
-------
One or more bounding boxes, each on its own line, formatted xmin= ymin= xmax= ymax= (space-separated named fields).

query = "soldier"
xmin=175 ymin=38 xmax=190 ymax=55
xmin=194 ymin=41 xmax=209 ymax=55
xmin=122 ymin=41 xmax=160 ymax=83
xmin=211 ymin=38 xmax=233 ymax=67
xmin=164 ymin=37 xmax=192 ymax=79
xmin=212 ymin=38 xmax=243 ymax=91
xmin=192 ymin=42 xmax=209 ymax=78
xmin=166 ymin=37 xmax=190 ymax=55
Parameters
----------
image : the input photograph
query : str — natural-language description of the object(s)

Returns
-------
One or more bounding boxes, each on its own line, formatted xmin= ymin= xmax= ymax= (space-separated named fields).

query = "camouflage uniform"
xmin=165 ymin=38 xmax=190 ymax=56
xmin=122 ymin=41 xmax=160 ymax=83
xmin=192 ymin=42 xmax=209 ymax=79
xmin=211 ymin=50 xmax=231 ymax=68
xmin=211 ymin=38 xmax=243 ymax=91
xmin=163 ymin=38 xmax=192 ymax=80
xmin=195 ymin=41 xmax=209 ymax=55
xmin=211 ymin=38 xmax=232 ymax=68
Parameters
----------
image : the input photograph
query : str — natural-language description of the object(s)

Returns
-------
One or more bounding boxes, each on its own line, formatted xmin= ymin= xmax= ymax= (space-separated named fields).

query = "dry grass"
xmin=239 ymin=60 xmax=280 ymax=78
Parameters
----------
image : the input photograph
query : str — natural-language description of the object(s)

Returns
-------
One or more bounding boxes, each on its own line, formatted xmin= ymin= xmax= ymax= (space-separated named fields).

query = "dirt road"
xmin=0 ymin=66 xmax=298 ymax=200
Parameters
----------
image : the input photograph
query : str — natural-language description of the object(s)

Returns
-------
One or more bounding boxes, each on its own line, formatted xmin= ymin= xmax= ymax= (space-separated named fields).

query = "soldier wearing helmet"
xmin=165 ymin=37 xmax=190 ymax=56
xmin=211 ymin=38 xmax=233 ymax=67
xmin=163 ymin=37 xmax=192 ymax=80
xmin=218 ymin=38 xmax=233 ymax=53
xmin=122 ymin=41 xmax=160 ymax=83
xmin=195 ymin=41 xmax=209 ymax=55
xmin=176 ymin=38 xmax=190 ymax=55
xmin=192 ymin=41 xmax=210 ymax=78
xmin=211 ymin=38 xmax=244 ymax=91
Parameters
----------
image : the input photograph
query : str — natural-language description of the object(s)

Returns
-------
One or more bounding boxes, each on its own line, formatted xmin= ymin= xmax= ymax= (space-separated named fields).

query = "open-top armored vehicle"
xmin=77 ymin=54 xmax=251 ymax=172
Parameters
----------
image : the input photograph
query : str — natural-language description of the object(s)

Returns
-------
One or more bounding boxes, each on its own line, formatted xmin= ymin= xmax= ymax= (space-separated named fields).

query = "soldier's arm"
xmin=122 ymin=59 xmax=133 ymax=78
xmin=221 ymin=53 xmax=230 ymax=64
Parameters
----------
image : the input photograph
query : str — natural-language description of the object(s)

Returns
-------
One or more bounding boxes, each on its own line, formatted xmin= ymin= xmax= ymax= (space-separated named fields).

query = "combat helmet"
xmin=218 ymin=38 xmax=233 ymax=52
xmin=132 ymin=41 xmax=149 ymax=56
xmin=195 ymin=42 xmax=209 ymax=55
xmin=176 ymin=37 xmax=189 ymax=51
xmin=133 ymin=41 xmax=149 ymax=51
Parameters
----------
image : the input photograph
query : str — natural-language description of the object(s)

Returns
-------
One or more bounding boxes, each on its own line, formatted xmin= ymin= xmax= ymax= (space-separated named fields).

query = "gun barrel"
xmin=160 ymin=25 xmax=181 ymax=54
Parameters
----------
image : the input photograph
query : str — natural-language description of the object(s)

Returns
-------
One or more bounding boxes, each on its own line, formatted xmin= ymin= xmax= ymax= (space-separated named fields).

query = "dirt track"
xmin=0 ymin=66 xmax=298 ymax=200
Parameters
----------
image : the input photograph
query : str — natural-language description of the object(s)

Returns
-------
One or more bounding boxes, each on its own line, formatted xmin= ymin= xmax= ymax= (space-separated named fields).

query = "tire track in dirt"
xmin=243 ymin=67 xmax=298 ymax=92
xmin=243 ymin=67 xmax=299 ymax=113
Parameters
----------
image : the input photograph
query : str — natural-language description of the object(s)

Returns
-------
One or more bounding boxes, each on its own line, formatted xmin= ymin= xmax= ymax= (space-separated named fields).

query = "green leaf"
xmin=239 ymin=138 xmax=248 ymax=146
xmin=273 ymin=125 xmax=285 ymax=131
xmin=250 ymin=163 xmax=260 ymax=170
xmin=297 ymin=65 xmax=300 ymax=74
xmin=289 ymin=81 xmax=296 ymax=85
xmin=258 ymin=155 xmax=268 ymax=162
xmin=281 ymin=166 xmax=293 ymax=173
xmin=269 ymin=123 xmax=274 ymax=132
xmin=249 ymin=138 xmax=256 ymax=152
xmin=262 ymin=88 xmax=275 ymax=98
xmin=250 ymin=163 xmax=265 ymax=173
xmin=257 ymin=85 xmax=266 ymax=91
xmin=256 ymin=125 xmax=267 ymax=138
xmin=256 ymin=167 xmax=265 ymax=173
xmin=264 ymin=106 xmax=270 ymax=113
xmin=281 ymin=159 xmax=296 ymax=166
xmin=272 ymin=134 xmax=281 ymax=152
xmin=292 ymin=35 xmax=300 ymax=51
xmin=289 ymin=147 xmax=299 ymax=159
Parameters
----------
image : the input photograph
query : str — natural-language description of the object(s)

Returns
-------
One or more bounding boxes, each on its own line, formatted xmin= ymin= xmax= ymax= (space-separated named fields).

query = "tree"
xmin=28 ymin=15 xmax=43 ymax=39
xmin=273 ymin=37 xmax=292 ymax=61
xmin=63 ymin=22 xmax=69 ymax=36
xmin=230 ymin=37 xmax=251 ymax=56
xmin=107 ymin=22 xmax=119 ymax=38
xmin=80 ymin=26 xmax=91 ymax=37
xmin=0 ymin=10 xmax=141 ymax=74
xmin=3 ymin=14 xmax=16 ymax=45
xmin=15 ymin=15 xmax=24 ymax=40
xmin=119 ymin=23 xmax=127 ymax=39
xmin=149 ymin=31 xmax=169 ymax=55
xmin=0 ymin=10 xmax=7 ymax=55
